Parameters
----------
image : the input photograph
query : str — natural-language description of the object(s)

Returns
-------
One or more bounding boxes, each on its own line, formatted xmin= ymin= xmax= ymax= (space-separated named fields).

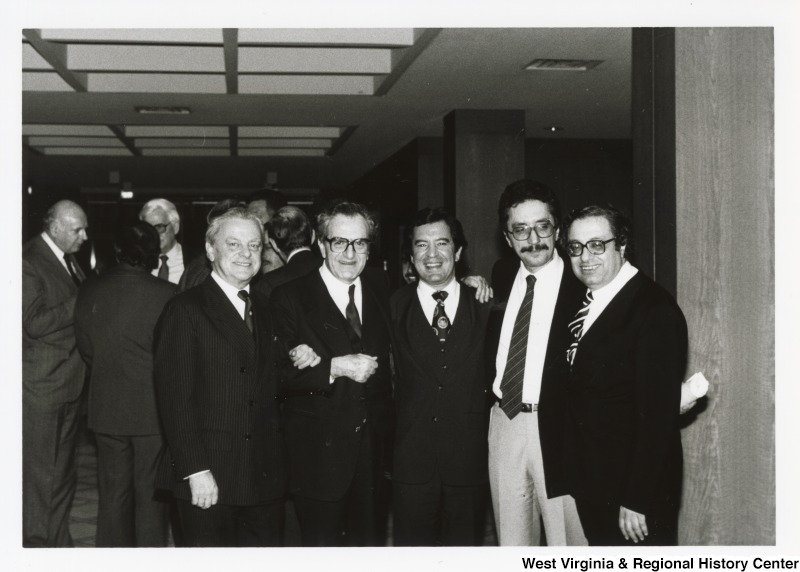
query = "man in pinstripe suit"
xmin=154 ymin=207 xmax=286 ymax=547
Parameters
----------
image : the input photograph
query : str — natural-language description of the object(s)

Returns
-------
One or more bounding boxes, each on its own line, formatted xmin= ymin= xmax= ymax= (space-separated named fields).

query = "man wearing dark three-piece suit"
xmin=75 ymin=222 xmax=177 ymax=547
xmin=22 ymin=199 xmax=89 ymax=547
xmin=389 ymin=207 xmax=493 ymax=546
xmin=561 ymin=205 xmax=688 ymax=546
xmin=154 ymin=207 xmax=285 ymax=547
xmin=271 ymin=201 xmax=393 ymax=547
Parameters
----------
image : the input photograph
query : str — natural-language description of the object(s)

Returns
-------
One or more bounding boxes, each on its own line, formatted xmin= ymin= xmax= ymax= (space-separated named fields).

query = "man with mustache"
xmin=485 ymin=180 xmax=587 ymax=546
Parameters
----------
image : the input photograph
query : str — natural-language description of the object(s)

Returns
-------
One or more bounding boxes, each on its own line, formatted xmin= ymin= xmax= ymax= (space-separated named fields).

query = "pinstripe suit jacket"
xmin=22 ymin=235 xmax=86 ymax=404
xmin=154 ymin=276 xmax=286 ymax=506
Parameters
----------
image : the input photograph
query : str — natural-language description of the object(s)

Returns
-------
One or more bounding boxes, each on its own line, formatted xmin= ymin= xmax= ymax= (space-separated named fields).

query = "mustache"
xmin=520 ymin=244 xmax=550 ymax=254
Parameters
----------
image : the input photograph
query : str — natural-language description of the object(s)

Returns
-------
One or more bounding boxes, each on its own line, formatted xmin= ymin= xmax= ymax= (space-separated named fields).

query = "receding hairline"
xmin=45 ymin=200 xmax=86 ymax=230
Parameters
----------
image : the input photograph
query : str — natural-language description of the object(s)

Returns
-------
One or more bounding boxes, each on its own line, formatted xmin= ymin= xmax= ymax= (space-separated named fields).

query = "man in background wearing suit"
xmin=247 ymin=188 xmax=289 ymax=275
xmin=154 ymin=207 xmax=285 ymax=547
xmin=252 ymin=205 xmax=320 ymax=304
xmin=486 ymin=180 xmax=587 ymax=546
xmin=22 ymin=199 xmax=88 ymax=547
xmin=271 ymin=201 xmax=393 ymax=546
xmin=139 ymin=198 xmax=185 ymax=284
xmin=562 ymin=205 xmax=688 ymax=546
xmin=390 ymin=207 xmax=492 ymax=546
xmin=75 ymin=223 xmax=176 ymax=547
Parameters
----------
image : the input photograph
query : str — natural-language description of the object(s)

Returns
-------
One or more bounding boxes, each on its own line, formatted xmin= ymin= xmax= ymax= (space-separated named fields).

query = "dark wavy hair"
xmin=560 ymin=204 xmax=633 ymax=261
xmin=405 ymin=207 xmax=467 ymax=255
xmin=497 ymin=179 xmax=562 ymax=229
xmin=115 ymin=222 xmax=161 ymax=270
xmin=266 ymin=206 xmax=314 ymax=255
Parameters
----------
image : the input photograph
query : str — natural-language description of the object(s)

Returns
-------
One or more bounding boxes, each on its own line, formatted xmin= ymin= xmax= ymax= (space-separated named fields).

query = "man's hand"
xmin=461 ymin=275 xmax=494 ymax=303
xmin=619 ymin=506 xmax=648 ymax=543
xmin=331 ymin=354 xmax=378 ymax=383
xmin=189 ymin=471 xmax=219 ymax=510
xmin=290 ymin=344 xmax=321 ymax=369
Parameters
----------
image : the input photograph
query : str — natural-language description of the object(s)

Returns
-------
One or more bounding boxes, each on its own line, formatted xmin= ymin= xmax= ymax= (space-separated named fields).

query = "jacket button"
xmin=245 ymin=433 xmax=251 ymax=440
xmin=440 ymin=347 xmax=445 ymax=353
xmin=441 ymin=364 xmax=447 ymax=370
xmin=431 ymin=416 xmax=438 ymax=423
xmin=240 ymin=366 xmax=247 ymax=373
xmin=438 ymin=385 xmax=444 ymax=391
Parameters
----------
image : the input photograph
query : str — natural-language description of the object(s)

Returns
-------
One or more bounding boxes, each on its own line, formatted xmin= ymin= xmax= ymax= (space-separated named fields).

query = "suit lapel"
xmin=201 ymin=278 xmax=256 ymax=359
xmin=34 ymin=236 xmax=78 ymax=292
xmin=302 ymin=272 xmax=357 ymax=356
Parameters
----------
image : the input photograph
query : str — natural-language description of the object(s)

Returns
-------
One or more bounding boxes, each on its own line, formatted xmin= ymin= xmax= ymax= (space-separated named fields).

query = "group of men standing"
xmin=21 ymin=178 xmax=688 ymax=548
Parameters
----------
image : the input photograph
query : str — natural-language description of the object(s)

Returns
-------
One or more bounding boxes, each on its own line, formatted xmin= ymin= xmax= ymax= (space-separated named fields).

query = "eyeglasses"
xmin=324 ymin=237 xmax=371 ymax=254
xmin=566 ymin=237 xmax=616 ymax=257
xmin=505 ymin=221 xmax=555 ymax=241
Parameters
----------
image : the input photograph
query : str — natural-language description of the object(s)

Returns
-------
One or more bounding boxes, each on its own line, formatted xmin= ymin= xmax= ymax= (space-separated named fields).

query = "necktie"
xmin=157 ymin=255 xmax=169 ymax=281
xmin=346 ymin=284 xmax=362 ymax=338
xmin=566 ymin=289 xmax=594 ymax=366
xmin=237 ymin=290 xmax=253 ymax=333
xmin=431 ymin=291 xmax=451 ymax=343
xmin=63 ymin=253 xmax=82 ymax=286
xmin=499 ymin=274 xmax=536 ymax=420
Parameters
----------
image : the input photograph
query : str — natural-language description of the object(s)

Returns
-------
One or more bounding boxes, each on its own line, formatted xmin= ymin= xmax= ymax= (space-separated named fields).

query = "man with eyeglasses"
xmin=485 ymin=179 xmax=587 ymax=546
xmin=153 ymin=207 xmax=286 ymax=546
xmin=270 ymin=200 xmax=393 ymax=546
xmin=560 ymin=205 xmax=687 ymax=546
xmin=139 ymin=198 xmax=186 ymax=284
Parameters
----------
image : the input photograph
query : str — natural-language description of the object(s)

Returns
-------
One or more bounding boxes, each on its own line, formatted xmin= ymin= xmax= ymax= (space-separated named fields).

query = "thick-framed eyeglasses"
xmin=505 ymin=221 xmax=555 ymax=241
xmin=324 ymin=237 xmax=371 ymax=254
xmin=566 ymin=237 xmax=617 ymax=257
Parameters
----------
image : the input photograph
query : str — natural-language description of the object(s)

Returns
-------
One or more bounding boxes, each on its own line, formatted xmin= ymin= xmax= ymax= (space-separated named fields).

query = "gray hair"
xmin=139 ymin=198 xmax=180 ymax=225
xmin=205 ymin=207 xmax=263 ymax=246
xmin=316 ymin=201 xmax=378 ymax=242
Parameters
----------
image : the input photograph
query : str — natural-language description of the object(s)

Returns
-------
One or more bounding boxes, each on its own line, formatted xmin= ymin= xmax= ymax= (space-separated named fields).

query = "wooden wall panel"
xmin=675 ymin=28 xmax=774 ymax=545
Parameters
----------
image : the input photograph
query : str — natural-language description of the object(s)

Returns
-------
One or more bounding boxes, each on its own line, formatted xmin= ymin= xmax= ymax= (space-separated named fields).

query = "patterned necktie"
xmin=63 ymin=253 xmax=82 ymax=286
xmin=499 ymin=274 xmax=536 ymax=420
xmin=157 ymin=255 xmax=169 ymax=281
xmin=346 ymin=284 xmax=362 ymax=338
xmin=431 ymin=290 xmax=451 ymax=343
xmin=566 ymin=289 xmax=594 ymax=366
xmin=237 ymin=290 xmax=253 ymax=333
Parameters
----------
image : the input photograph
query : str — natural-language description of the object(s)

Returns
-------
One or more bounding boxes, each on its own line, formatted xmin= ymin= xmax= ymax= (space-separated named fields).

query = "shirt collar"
xmin=287 ymin=247 xmax=311 ymax=262
xmin=518 ymin=251 xmax=563 ymax=283
xmin=210 ymin=270 xmax=250 ymax=296
xmin=162 ymin=241 xmax=182 ymax=260
xmin=589 ymin=261 xmax=638 ymax=302
xmin=41 ymin=231 xmax=66 ymax=261
xmin=319 ymin=261 xmax=361 ymax=293
xmin=417 ymin=276 xmax=458 ymax=298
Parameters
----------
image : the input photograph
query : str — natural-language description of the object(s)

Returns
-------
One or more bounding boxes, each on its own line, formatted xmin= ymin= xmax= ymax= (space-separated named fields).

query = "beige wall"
xmin=675 ymin=28 xmax=774 ymax=545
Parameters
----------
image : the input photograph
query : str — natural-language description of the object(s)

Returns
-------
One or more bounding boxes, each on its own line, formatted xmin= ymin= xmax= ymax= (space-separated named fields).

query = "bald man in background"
xmin=22 ymin=200 xmax=89 ymax=547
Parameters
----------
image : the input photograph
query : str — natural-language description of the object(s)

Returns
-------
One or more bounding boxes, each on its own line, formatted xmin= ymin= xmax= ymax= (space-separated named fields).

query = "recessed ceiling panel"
xmin=238 ymin=149 xmax=326 ymax=157
xmin=22 ymin=44 xmax=52 ymax=70
xmin=140 ymin=149 xmax=231 ymax=157
xmin=238 ymin=126 xmax=342 ymax=138
xmin=23 ymin=124 xmax=117 ymax=136
xmin=23 ymin=72 xmax=73 ymax=92
xmin=240 ymin=74 xmax=375 ymax=95
xmin=134 ymin=138 xmax=230 ymax=148
xmin=69 ymin=45 xmax=224 ymax=72
xmin=87 ymin=73 xmax=226 ymax=94
xmin=238 ymin=29 xmax=415 ymax=47
xmin=40 ymin=29 xmax=223 ymax=44
xmin=27 ymin=137 xmax=125 ymax=147
xmin=239 ymin=47 xmax=392 ymax=74
xmin=39 ymin=147 xmax=133 ymax=156
xmin=238 ymin=139 xmax=331 ymax=149
xmin=125 ymin=126 xmax=229 ymax=137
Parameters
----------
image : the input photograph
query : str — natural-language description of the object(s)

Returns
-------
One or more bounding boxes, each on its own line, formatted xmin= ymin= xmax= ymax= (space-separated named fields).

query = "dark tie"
xmin=237 ymin=290 xmax=253 ymax=333
xmin=431 ymin=290 xmax=451 ymax=343
xmin=566 ymin=289 xmax=594 ymax=366
xmin=63 ymin=253 xmax=82 ymax=286
xmin=346 ymin=284 xmax=362 ymax=338
xmin=157 ymin=255 xmax=169 ymax=281
xmin=499 ymin=274 xmax=536 ymax=420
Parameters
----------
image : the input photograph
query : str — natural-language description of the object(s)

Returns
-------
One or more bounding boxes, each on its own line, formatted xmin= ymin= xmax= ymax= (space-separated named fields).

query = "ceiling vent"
xmin=525 ymin=59 xmax=602 ymax=72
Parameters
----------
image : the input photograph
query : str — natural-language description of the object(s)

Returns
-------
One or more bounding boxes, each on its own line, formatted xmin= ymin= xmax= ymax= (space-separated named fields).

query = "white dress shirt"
xmin=151 ymin=242 xmax=184 ymax=284
xmin=581 ymin=261 xmax=638 ymax=335
xmin=493 ymin=255 xmax=564 ymax=403
xmin=286 ymin=247 xmax=312 ymax=262
xmin=319 ymin=263 xmax=363 ymax=318
xmin=210 ymin=270 xmax=249 ymax=319
xmin=416 ymin=277 xmax=460 ymax=325
xmin=41 ymin=231 xmax=70 ymax=274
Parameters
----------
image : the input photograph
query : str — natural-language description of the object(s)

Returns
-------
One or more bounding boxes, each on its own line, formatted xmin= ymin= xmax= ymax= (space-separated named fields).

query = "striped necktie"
xmin=499 ymin=274 xmax=536 ymax=420
xmin=566 ymin=289 xmax=594 ymax=366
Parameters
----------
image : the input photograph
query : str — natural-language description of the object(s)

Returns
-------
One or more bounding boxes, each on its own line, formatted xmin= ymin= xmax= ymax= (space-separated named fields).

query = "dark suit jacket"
xmin=22 ymin=235 xmax=86 ymax=404
xmin=485 ymin=255 xmax=584 ymax=498
xmin=153 ymin=276 xmax=285 ymax=506
xmin=75 ymin=263 xmax=176 ymax=435
xmin=252 ymin=249 xmax=321 ymax=305
xmin=564 ymin=271 xmax=688 ymax=516
xmin=270 ymin=269 xmax=394 ymax=502
xmin=390 ymin=282 xmax=492 ymax=487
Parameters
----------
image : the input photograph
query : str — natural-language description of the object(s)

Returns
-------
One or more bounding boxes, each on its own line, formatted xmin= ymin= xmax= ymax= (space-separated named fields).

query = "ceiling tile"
xmin=238 ymin=29 xmax=415 ymax=47
xmin=239 ymin=47 xmax=392 ymax=74
xmin=69 ymin=45 xmax=225 ymax=72
xmin=239 ymin=74 xmax=375 ymax=95
xmin=27 ymin=137 xmax=125 ymax=147
xmin=238 ymin=149 xmax=326 ymax=157
xmin=23 ymin=44 xmax=53 ymax=70
xmin=140 ymin=149 xmax=231 ymax=157
xmin=23 ymin=72 xmax=73 ymax=92
xmin=125 ymin=126 xmax=229 ymax=138
xmin=23 ymin=125 xmax=117 ymax=136
xmin=38 ymin=147 xmax=133 ymax=156
xmin=87 ymin=73 xmax=226 ymax=94
xmin=134 ymin=138 xmax=230 ymax=148
xmin=40 ymin=29 xmax=223 ymax=44
xmin=238 ymin=126 xmax=343 ymax=138
xmin=238 ymin=139 xmax=331 ymax=148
